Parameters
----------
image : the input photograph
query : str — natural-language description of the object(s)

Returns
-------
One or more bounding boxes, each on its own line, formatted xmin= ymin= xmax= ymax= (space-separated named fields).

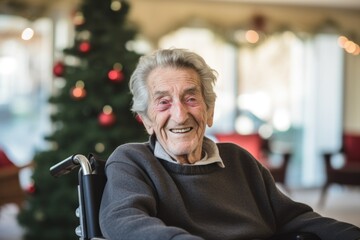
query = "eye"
xmin=159 ymin=99 xmax=170 ymax=105
xmin=185 ymin=96 xmax=200 ymax=106
xmin=155 ymin=98 xmax=171 ymax=111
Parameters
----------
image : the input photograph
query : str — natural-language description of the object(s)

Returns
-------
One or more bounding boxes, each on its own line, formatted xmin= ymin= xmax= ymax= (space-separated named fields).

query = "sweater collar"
xmin=150 ymin=134 xmax=225 ymax=168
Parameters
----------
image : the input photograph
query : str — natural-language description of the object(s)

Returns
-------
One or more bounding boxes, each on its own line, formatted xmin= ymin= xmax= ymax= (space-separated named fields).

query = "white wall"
xmin=344 ymin=55 xmax=360 ymax=133
xmin=302 ymin=34 xmax=344 ymax=186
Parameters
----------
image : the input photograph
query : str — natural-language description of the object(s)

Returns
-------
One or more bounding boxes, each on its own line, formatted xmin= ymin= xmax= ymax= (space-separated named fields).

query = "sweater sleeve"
xmin=99 ymin=145 xmax=204 ymax=240
xmin=260 ymin=165 xmax=360 ymax=240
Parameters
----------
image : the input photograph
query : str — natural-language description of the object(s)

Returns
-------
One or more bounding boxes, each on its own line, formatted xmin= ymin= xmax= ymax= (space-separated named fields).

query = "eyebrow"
xmin=153 ymin=86 xmax=200 ymax=99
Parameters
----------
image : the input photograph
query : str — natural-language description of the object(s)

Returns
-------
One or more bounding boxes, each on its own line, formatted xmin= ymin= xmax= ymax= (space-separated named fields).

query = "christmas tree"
xmin=18 ymin=0 xmax=147 ymax=239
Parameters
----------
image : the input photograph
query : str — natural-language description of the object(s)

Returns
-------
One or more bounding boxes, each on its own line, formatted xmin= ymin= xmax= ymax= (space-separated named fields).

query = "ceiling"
xmin=0 ymin=0 xmax=80 ymax=20
xmin=219 ymin=0 xmax=360 ymax=10
xmin=0 ymin=0 xmax=359 ymax=21
xmin=0 ymin=0 xmax=359 ymax=44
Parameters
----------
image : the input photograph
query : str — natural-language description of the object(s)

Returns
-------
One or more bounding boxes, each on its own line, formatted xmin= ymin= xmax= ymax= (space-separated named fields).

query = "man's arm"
xmin=99 ymin=150 xmax=203 ymax=240
xmin=261 ymin=166 xmax=360 ymax=240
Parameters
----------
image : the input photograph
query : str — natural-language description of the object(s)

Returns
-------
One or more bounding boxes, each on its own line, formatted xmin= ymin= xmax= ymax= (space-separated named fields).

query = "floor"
xmin=0 ymin=204 xmax=24 ymax=240
xmin=0 ymin=186 xmax=359 ymax=240
xmin=290 ymin=186 xmax=360 ymax=227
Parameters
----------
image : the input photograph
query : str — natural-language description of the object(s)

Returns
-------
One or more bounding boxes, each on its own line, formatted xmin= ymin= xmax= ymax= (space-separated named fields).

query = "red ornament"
xmin=79 ymin=41 xmax=91 ymax=53
xmin=53 ymin=61 xmax=65 ymax=77
xmin=98 ymin=112 xmax=116 ymax=126
xmin=98 ymin=106 xmax=116 ymax=126
xmin=108 ymin=69 xmax=124 ymax=82
xmin=26 ymin=182 xmax=36 ymax=195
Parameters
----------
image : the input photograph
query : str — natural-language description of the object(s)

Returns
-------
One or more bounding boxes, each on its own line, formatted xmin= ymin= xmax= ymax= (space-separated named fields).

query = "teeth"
xmin=171 ymin=127 xmax=191 ymax=133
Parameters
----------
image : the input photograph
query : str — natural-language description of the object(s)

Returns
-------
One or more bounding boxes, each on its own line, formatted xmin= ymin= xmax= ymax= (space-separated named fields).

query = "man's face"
xmin=142 ymin=67 xmax=214 ymax=164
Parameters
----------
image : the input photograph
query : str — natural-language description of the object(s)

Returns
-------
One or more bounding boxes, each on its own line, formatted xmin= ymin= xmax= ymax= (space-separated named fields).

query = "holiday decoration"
xmin=77 ymin=30 xmax=91 ymax=41
xmin=98 ymin=105 xmax=116 ymax=126
xmin=108 ymin=63 xmax=124 ymax=82
xmin=108 ymin=69 xmax=124 ymax=82
xmin=70 ymin=81 xmax=87 ymax=99
xmin=111 ymin=0 xmax=123 ymax=11
xmin=79 ymin=41 xmax=91 ymax=53
xmin=25 ymin=182 xmax=36 ymax=195
xmin=18 ymin=1 xmax=147 ymax=239
xmin=245 ymin=30 xmax=259 ymax=44
xmin=73 ymin=11 xmax=85 ymax=26
xmin=94 ymin=142 xmax=105 ymax=153
xmin=53 ymin=61 xmax=65 ymax=77
xmin=338 ymin=35 xmax=360 ymax=56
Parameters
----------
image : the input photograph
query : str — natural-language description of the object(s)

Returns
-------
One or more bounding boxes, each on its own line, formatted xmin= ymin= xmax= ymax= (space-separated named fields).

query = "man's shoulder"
xmin=117 ymin=141 xmax=151 ymax=151
xmin=216 ymin=142 xmax=260 ymax=166
xmin=216 ymin=142 xmax=251 ymax=155
xmin=107 ymin=142 xmax=153 ymax=164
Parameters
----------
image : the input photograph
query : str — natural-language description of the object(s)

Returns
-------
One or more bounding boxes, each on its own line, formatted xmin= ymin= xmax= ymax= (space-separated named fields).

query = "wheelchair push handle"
xmin=50 ymin=154 xmax=92 ymax=177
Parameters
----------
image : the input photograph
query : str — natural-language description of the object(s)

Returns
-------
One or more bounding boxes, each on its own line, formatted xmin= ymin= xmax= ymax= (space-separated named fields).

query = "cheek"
xmin=194 ymin=111 xmax=208 ymax=128
xmin=153 ymin=113 xmax=169 ymax=131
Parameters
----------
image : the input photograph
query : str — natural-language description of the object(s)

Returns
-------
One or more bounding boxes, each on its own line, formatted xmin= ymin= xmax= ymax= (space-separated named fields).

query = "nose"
xmin=171 ymin=101 xmax=188 ymax=124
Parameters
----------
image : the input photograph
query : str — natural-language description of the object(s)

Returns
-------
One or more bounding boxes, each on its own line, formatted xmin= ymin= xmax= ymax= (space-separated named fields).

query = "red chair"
xmin=214 ymin=133 xmax=291 ymax=192
xmin=319 ymin=133 xmax=360 ymax=206
xmin=0 ymin=148 xmax=32 ymax=208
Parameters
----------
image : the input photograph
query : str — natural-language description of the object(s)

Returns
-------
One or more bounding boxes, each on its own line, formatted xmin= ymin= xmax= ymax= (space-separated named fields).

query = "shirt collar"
xmin=154 ymin=136 xmax=225 ymax=168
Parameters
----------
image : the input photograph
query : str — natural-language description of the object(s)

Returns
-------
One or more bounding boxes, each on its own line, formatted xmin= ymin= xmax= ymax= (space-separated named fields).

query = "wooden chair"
xmin=319 ymin=133 xmax=360 ymax=206
xmin=214 ymin=133 xmax=291 ymax=192
xmin=0 ymin=148 xmax=32 ymax=208
xmin=0 ymin=165 xmax=27 ymax=207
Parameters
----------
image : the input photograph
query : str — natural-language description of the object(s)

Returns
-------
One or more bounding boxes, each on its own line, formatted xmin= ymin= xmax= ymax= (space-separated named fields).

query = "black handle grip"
xmin=50 ymin=155 xmax=79 ymax=177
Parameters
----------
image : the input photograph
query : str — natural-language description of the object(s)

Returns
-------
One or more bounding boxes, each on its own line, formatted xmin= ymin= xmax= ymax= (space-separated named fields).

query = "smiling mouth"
xmin=170 ymin=127 xmax=192 ymax=133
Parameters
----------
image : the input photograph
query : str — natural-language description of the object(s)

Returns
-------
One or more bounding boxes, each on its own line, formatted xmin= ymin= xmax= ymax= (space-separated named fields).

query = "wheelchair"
xmin=50 ymin=154 xmax=106 ymax=240
xmin=50 ymin=154 xmax=320 ymax=240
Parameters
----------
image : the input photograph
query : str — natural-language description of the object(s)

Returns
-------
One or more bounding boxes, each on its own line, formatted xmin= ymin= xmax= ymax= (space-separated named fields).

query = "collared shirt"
xmin=154 ymin=137 xmax=225 ymax=168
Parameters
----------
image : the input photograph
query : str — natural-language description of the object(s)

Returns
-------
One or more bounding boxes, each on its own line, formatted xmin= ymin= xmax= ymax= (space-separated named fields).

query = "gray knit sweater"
xmin=99 ymin=137 xmax=360 ymax=240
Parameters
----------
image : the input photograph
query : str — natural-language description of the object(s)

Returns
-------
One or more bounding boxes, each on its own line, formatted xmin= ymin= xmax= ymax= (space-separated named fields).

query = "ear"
xmin=206 ymin=106 xmax=215 ymax=127
xmin=140 ymin=115 xmax=154 ymax=135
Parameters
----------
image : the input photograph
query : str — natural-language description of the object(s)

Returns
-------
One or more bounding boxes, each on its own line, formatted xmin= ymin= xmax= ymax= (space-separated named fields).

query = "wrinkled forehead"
xmin=146 ymin=66 xmax=201 ymax=90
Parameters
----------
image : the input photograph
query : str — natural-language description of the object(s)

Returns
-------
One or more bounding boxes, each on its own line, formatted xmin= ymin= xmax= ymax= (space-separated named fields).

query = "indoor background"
xmin=0 ymin=0 xmax=359 ymax=239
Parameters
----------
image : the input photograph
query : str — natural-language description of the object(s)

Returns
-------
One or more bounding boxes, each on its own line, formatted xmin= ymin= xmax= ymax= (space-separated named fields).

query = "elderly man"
xmin=99 ymin=48 xmax=360 ymax=240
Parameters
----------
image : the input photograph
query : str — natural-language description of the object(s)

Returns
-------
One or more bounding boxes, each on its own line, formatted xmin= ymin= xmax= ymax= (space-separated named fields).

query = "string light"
xmin=103 ymin=105 xmax=113 ymax=114
xmin=111 ymin=0 xmax=122 ymax=11
xmin=70 ymin=80 xmax=86 ymax=99
xmin=245 ymin=30 xmax=259 ymax=44
xmin=338 ymin=35 xmax=360 ymax=56
xmin=95 ymin=142 xmax=105 ymax=153
xmin=21 ymin=28 xmax=34 ymax=41
xmin=77 ymin=30 xmax=91 ymax=41
xmin=337 ymin=36 xmax=348 ymax=48
xmin=98 ymin=105 xmax=116 ymax=126
xmin=73 ymin=11 xmax=85 ymax=25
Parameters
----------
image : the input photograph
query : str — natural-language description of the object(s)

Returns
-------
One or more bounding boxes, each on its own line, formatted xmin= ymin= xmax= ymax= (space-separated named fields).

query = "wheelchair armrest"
xmin=50 ymin=154 xmax=92 ymax=177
